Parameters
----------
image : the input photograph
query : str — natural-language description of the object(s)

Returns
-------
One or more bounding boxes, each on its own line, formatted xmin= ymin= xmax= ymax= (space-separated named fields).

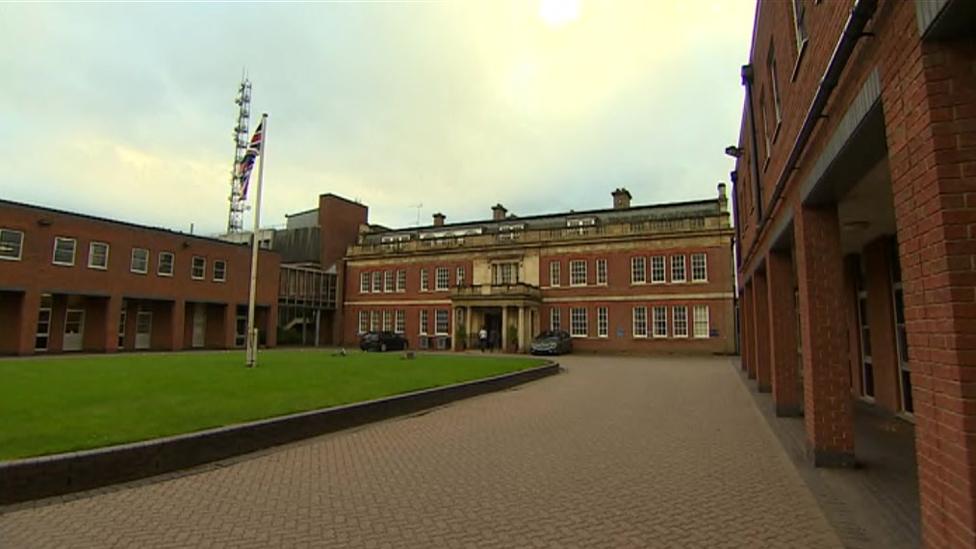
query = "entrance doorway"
xmin=62 ymin=309 xmax=84 ymax=351
xmin=135 ymin=311 xmax=152 ymax=350
xmin=483 ymin=309 xmax=502 ymax=350
xmin=192 ymin=303 xmax=207 ymax=348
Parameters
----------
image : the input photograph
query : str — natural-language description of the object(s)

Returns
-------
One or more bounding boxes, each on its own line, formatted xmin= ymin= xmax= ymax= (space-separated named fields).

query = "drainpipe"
xmin=760 ymin=0 xmax=878 ymax=229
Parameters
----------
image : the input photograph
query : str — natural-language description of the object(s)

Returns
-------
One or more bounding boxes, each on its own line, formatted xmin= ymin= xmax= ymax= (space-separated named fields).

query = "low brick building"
xmin=731 ymin=0 xmax=974 ymax=546
xmin=341 ymin=187 xmax=736 ymax=354
xmin=0 ymin=200 xmax=280 ymax=355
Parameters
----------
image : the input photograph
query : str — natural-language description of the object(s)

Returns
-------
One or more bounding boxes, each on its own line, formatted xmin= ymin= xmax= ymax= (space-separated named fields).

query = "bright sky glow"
xmin=0 ymin=1 xmax=755 ymax=235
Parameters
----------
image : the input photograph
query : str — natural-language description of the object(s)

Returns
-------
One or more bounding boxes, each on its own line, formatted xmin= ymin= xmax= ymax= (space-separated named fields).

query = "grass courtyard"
xmin=0 ymin=350 xmax=545 ymax=461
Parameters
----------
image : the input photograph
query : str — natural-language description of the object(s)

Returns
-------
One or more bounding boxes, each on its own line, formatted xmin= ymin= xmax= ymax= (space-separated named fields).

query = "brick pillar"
xmin=743 ymin=282 xmax=756 ymax=379
xmin=15 ymin=289 xmax=41 ymax=356
xmin=223 ymin=303 xmax=236 ymax=349
xmin=169 ymin=299 xmax=185 ymax=351
xmin=864 ymin=238 xmax=900 ymax=413
xmin=843 ymin=255 xmax=862 ymax=399
xmin=266 ymin=302 xmax=278 ymax=348
xmin=103 ymin=295 xmax=122 ymax=353
xmin=881 ymin=32 xmax=976 ymax=548
xmin=738 ymin=291 xmax=749 ymax=371
xmin=794 ymin=204 xmax=854 ymax=467
xmin=753 ymin=269 xmax=771 ymax=393
xmin=767 ymin=250 xmax=801 ymax=416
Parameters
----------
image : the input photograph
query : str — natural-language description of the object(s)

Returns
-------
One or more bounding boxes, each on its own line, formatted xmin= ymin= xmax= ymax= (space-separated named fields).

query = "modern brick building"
xmin=0 ymin=200 xmax=280 ymax=355
xmin=731 ymin=1 xmax=974 ymax=546
xmin=341 ymin=187 xmax=736 ymax=354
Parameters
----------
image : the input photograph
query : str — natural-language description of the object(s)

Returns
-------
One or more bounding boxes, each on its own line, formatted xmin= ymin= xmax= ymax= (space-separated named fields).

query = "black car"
xmin=359 ymin=331 xmax=409 ymax=352
xmin=529 ymin=330 xmax=573 ymax=355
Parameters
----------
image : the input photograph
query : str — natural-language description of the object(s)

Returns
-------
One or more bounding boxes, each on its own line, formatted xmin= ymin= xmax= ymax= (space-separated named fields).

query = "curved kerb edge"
xmin=0 ymin=361 xmax=560 ymax=506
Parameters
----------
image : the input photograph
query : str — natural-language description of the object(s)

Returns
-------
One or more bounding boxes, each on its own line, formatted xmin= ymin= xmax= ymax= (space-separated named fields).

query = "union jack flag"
xmin=238 ymin=120 xmax=264 ymax=199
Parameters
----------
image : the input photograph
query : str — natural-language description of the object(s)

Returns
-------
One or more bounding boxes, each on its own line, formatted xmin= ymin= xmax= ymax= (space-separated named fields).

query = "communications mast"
xmin=226 ymin=75 xmax=252 ymax=233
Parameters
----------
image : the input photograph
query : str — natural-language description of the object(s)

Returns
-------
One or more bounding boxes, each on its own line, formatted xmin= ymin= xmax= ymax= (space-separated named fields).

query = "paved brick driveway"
xmin=0 ymin=355 xmax=841 ymax=548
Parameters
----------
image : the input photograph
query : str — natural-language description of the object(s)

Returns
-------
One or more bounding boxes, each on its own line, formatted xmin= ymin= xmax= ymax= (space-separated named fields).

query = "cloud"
xmin=0 ymin=0 xmax=754 ymax=235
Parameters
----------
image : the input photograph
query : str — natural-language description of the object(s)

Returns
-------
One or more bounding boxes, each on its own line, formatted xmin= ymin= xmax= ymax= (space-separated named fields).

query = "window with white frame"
xmin=396 ymin=270 xmax=406 ymax=292
xmin=88 ymin=242 xmax=109 ymax=270
xmin=570 ymin=307 xmax=587 ymax=337
xmin=435 ymin=309 xmax=449 ymax=335
xmin=360 ymin=272 xmax=370 ymax=293
xmin=631 ymin=257 xmax=646 ymax=284
xmin=549 ymin=261 xmax=561 ymax=287
xmin=672 ymin=306 xmax=688 ymax=337
xmin=769 ymin=50 xmax=782 ymax=127
xmin=0 ymin=229 xmax=24 ymax=260
xmin=370 ymin=310 xmax=379 ymax=331
xmin=493 ymin=262 xmax=519 ymax=285
xmin=550 ymin=308 xmax=561 ymax=331
xmin=384 ymin=271 xmax=394 ymax=293
xmin=131 ymin=248 xmax=149 ymax=274
xmin=691 ymin=253 xmax=707 ymax=281
xmin=395 ymin=310 xmax=405 ymax=333
xmin=791 ymin=0 xmax=808 ymax=54
xmin=191 ymin=256 xmax=205 ymax=279
xmin=652 ymin=306 xmax=668 ymax=338
xmin=158 ymin=252 xmax=174 ymax=276
xmin=213 ymin=260 xmax=227 ymax=282
xmin=372 ymin=272 xmax=382 ymax=292
xmin=419 ymin=309 xmax=429 ymax=335
xmin=633 ymin=306 xmax=647 ymax=338
xmin=693 ymin=305 xmax=710 ymax=338
xmin=670 ymin=255 xmax=686 ymax=283
xmin=435 ymin=267 xmax=449 ymax=290
xmin=570 ymin=260 xmax=587 ymax=286
xmin=596 ymin=258 xmax=607 ymax=285
xmin=382 ymin=310 xmax=392 ymax=331
xmin=651 ymin=256 xmax=665 ymax=283
xmin=456 ymin=266 xmax=465 ymax=286
xmin=53 ymin=237 xmax=76 ymax=266
xmin=358 ymin=311 xmax=369 ymax=334
xmin=597 ymin=307 xmax=608 ymax=337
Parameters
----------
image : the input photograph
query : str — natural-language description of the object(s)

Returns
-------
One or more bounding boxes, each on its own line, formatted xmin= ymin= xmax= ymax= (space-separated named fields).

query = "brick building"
xmin=341 ymin=187 xmax=736 ymax=354
xmin=0 ymin=200 xmax=280 ymax=355
xmin=731 ymin=0 xmax=974 ymax=546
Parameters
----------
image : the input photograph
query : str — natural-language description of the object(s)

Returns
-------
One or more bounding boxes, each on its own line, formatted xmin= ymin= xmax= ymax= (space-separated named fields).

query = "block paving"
xmin=0 ymin=355 xmax=841 ymax=547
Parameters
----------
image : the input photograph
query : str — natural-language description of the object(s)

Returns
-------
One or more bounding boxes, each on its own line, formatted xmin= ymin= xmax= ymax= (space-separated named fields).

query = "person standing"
xmin=478 ymin=326 xmax=488 ymax=352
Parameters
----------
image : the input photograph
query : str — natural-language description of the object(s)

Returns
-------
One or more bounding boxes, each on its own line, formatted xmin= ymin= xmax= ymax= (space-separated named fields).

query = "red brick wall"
xmin=0 ymin=201 xmax=280 ymax=354
xmin=318 ymin=194 xmax=367 ymax=271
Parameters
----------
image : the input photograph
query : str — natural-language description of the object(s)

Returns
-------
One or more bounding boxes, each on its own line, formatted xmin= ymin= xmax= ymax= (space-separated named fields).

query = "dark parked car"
xmin=529 ymin=330 xmax=573 ymax=355
xmin=359 ymin=331 xmax=408 ymax=352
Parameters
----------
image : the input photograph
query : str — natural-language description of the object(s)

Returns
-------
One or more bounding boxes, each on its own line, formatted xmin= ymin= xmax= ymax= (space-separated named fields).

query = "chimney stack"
xmin=612 ymin=188 xmax=632 ymax=209
xmin=432 ymin=212 xmax=446 ymax=226
xmin=492 ymin=203 xmax=508 ymax=221
xmin=717 ymin=183 xmax=728 ymax=213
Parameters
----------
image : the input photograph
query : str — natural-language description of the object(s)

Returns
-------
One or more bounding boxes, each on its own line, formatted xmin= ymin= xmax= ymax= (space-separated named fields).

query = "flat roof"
xmin=0 ymin=198 xmax=266 ymax=251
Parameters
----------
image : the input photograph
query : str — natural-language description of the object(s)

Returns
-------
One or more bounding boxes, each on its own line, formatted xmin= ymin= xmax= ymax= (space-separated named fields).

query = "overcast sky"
xmin=1 ymin=0 xmax=754 ymax=235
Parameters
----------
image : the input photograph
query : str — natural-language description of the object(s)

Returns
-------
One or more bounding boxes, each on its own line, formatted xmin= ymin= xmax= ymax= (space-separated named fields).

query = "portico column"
xmin=501 ymin=305 xmax=508 ymax=352
xmin=465 ymin=306 xmax=472 ymax=350
xmin=517 ymin=305 xmax=525 ymax=352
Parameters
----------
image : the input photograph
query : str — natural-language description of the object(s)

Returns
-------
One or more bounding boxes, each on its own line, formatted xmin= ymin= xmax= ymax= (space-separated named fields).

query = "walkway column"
xmin=169 ymin=299 xmax=186 ymax=351
xmin=753 ymin=269 xmax=771 ymax=393
xmin=15 ymin=289 xmax=41 ymax=356
xmin=501 ymin=305 xmax=508 ymax=352
xmin=881 ymin=32 xmax=976 ymax=547
xmin=767 ymin=250 xmax=801 ymax=416
xmin=794 ymin=204 xmax=854 ymax=467
xmin=743 ymin=281 xmax=756 ymax=380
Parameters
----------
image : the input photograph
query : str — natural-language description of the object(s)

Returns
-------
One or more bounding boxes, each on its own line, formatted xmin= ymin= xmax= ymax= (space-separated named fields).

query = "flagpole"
xmin=245 ymin=113 xmax=268 ymax=368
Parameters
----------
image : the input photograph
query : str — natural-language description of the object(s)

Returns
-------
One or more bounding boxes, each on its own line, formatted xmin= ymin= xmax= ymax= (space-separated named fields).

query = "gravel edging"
xmin=0 ymin=361 xmax=559 ymax=505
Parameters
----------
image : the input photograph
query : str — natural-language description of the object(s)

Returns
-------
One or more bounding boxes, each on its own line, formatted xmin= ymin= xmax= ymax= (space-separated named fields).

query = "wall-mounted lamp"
xmin=37 ymin=219 xmax=52 ymax=227
xmin=724 ymin=146 xmax=744 ymax=158
xmin=182 ymin=241 xmax=191 ymax=249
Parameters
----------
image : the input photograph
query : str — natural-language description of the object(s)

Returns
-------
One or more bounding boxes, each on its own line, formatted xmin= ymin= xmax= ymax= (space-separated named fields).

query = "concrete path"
xmin=0 ymin=356 xmax=841 ymax=548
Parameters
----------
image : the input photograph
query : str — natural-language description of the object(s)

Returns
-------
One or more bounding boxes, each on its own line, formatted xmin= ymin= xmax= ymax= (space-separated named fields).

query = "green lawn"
xmin=0 ymin=350 xmax=545 ymax=460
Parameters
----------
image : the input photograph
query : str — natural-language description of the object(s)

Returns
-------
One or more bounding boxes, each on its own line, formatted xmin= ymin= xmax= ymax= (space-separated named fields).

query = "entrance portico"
xmin=451 ymin=283 xmax=541 ymax=352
